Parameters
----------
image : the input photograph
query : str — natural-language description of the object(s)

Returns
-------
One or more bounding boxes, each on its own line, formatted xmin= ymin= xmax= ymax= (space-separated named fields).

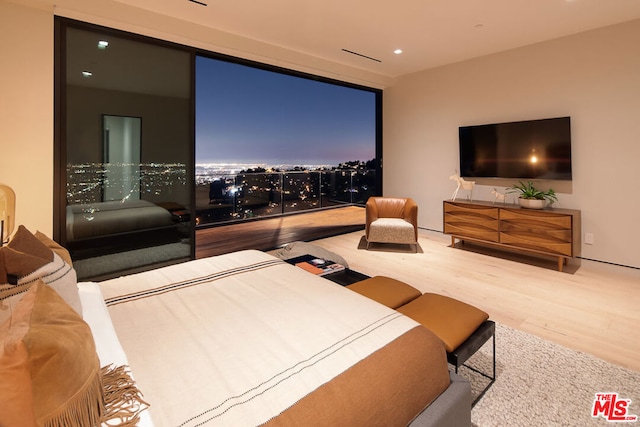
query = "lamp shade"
xmin=0 ymin=183 xmax=16 ymax=243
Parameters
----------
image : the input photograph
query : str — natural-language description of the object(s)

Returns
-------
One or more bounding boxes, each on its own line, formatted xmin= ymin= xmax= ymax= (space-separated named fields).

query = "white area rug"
xmin=467 ymin=323 xmax=639 ymax=426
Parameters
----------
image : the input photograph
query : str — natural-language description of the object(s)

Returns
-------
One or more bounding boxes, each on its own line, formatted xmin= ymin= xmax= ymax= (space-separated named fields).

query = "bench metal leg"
xmin=447 ymin=320 xmax=496 ymax=407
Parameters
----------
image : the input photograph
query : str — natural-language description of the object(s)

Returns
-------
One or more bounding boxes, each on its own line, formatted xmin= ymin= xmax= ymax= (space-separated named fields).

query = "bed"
xmin=66 ymin=199 xmax=175 ymax=243
xmin=1 ymin=228 xmax=470 ymax=426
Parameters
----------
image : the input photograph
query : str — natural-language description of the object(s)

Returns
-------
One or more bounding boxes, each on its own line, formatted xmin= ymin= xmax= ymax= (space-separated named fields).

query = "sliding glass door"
xmin=58 ymin=23 xmax=193 ymax=279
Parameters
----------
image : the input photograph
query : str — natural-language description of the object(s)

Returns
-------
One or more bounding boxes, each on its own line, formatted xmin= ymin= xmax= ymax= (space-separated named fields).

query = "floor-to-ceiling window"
xmin=56 ymin=19 xmax=381 ymax=279
xmin=195 ymin=55 xmax=381 ymax=227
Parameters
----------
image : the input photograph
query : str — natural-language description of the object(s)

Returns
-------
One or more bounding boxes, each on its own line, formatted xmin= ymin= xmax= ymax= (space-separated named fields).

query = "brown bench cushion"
xmin=397 ymin=293 xmax=489 ymax=352
xmin=347 ymin=276 xmax=422 ymax=309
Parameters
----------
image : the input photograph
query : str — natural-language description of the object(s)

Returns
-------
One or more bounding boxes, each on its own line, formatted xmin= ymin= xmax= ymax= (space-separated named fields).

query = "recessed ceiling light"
xmin=394 ymin=49 xmax=403 ymax=55
xmin=81 ymin=71 xmax=93 ymax=78
xmin=97 ymin=40 xmax=109 ymax=49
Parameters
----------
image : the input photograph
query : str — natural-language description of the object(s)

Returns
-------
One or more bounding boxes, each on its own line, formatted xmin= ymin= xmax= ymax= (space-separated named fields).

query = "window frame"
xmin=54 ymin=17 xmax=382 ymax=248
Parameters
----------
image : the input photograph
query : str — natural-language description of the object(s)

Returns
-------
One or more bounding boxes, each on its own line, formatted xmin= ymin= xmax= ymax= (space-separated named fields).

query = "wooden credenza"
xmin=443 ymin=200 xmax=581 ymax=272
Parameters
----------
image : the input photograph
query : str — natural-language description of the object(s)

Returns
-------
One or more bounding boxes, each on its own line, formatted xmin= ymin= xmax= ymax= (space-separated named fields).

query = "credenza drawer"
xmin=500 ymin=208 xmax=572 ymax=229
xmin=444 ymin=223 xmax=500 ymax=243
xmin=499 ymin=232 xmax=573 ymax=257
xmin=444 ymin=212 xmax=499 ymax=229
xmin=444 ymin=202 xmax=499 ymax=219
xmin=500 ymin=222 xmax=572 ymax=241
xmin=444 ymin=201 xmax=500 ymax=242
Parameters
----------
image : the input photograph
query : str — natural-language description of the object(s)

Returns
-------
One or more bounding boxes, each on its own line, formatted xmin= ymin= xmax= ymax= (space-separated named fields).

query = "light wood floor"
xmin=308 ymin=229 xmax=640 ymax=372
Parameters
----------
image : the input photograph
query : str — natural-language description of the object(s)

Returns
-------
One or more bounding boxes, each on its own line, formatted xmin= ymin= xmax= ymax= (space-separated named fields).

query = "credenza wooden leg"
xmin=558 ymin=257 xmax=564 ymax=272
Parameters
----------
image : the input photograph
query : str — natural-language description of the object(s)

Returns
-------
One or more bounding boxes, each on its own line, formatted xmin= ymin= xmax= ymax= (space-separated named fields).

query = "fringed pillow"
xmin=0 ymin=281 xmax=148 ymax=427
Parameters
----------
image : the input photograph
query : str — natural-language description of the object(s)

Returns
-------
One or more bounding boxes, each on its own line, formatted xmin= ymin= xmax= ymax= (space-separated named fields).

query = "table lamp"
xmin=0 ymin=183 xmax=16 ymax=245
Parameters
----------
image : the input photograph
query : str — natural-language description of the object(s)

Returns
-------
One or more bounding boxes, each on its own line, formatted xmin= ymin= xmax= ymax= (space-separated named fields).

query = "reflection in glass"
xmin=102 ymin=115 xmax=141 ymax=202
xmin=63 ymin=26 xmax=192 ymax=279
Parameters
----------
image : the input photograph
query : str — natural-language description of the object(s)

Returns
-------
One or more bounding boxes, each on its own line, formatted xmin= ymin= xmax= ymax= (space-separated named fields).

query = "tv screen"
xmin=459 ymin=117 xmax=572 ymax=180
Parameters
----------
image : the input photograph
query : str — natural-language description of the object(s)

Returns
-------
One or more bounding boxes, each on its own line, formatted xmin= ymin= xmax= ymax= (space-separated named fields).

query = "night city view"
xmin=195 ymin=55 xmax=379 ymax=225
xmin=194 ymin=161 xmax=378 ymax=225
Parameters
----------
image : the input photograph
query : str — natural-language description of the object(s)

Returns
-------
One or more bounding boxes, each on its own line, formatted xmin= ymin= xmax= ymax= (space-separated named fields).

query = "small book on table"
xmin=295 ymin=257 xmax=345 ymax=276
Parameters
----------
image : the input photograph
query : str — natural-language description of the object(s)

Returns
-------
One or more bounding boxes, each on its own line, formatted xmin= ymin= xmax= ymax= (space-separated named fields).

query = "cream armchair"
xmin=365 ymin=197 xmax=418 ymax=252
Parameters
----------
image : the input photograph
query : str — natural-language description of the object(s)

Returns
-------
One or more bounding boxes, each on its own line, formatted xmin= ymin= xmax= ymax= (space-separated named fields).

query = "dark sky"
xmin=195 ymin=56 xmax=376 ymax=166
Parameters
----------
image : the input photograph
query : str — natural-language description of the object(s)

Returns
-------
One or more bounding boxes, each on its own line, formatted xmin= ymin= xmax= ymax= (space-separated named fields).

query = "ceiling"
xmin=45 ymin=0 xmax=640 ymax=89
xmin=96 ymin=0 xmax=640 ymax=78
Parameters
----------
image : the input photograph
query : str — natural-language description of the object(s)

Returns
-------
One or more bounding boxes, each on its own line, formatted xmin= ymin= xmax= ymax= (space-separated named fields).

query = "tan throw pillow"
xmin=0 ymin=281 xmax=104 ymax=426
xmin=0 ymin=226 xmax=80 ymax=323
xmin=3 ymin=225 xmax=54 ymax=282
xmin=35 ymin=230 xmax=73 ymax=266
xmin=7 ymin=225 xmax=53 ymax=264
xmin=2 ymin=246 xmax=50 ymax=279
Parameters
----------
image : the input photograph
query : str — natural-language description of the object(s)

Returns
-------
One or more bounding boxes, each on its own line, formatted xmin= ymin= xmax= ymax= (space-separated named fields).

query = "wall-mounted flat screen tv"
xmin=459 ymin=116 xmax=572 ymax=180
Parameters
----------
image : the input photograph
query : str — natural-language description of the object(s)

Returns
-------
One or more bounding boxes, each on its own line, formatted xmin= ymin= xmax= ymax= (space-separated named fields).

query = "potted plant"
xmin=507 ymin=181 xmax=558 ymax=209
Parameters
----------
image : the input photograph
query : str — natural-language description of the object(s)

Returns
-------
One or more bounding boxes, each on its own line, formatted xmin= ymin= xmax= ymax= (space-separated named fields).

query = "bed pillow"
xmin=0 ymin=226 xmax=80 ymax=323
xmin=0 ymin=281 xmax=104 ymax=426
xmin=2 ymin=246 xmax=50 ymax=279
xmin=35 ymin=230 xmax=73 ymax=266
xmin=0 ymin=281 xmax=149 ymax=426
xmin=6 ymin=225 xmax=53 ymax=264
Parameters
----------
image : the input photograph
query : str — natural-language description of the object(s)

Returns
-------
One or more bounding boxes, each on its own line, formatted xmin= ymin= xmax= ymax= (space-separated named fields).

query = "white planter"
xmin=518 ymin=198 xmax=547 ymax=209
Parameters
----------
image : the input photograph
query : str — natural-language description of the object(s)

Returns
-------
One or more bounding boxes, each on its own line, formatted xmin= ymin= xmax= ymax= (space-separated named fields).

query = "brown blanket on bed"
xmin=263 ymin=326 xmax=449 ymax=427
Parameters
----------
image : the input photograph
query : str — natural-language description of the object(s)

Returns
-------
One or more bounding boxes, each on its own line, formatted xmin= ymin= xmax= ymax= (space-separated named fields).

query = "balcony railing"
xmin=195 ymin=169 xmax=377 ymax=226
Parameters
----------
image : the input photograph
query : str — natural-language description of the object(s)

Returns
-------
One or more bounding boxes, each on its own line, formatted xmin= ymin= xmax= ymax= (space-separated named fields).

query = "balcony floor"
xmin=196 ymin=205 xmax=365 ymax=258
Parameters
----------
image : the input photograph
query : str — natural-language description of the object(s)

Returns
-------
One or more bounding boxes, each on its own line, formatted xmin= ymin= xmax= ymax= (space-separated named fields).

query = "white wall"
xmin=383 ymin=19 xmax=640 ymax=269
xmin=0 ymin=1 xmax=53 ymax=236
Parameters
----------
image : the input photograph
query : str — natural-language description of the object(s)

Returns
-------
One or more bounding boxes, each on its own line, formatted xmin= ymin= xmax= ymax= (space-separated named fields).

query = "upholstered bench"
xmin=347 ymin=276 xmax=496 ymax=405
xmin=346 ymin=276 xmax=422 ymax=309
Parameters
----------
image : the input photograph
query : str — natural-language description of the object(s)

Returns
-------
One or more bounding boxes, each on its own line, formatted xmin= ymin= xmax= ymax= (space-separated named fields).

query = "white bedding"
xmin=78 ymin=281 xmax=155 ymax=427
xmin=89 ymin=250 xmax=423 ymax=427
